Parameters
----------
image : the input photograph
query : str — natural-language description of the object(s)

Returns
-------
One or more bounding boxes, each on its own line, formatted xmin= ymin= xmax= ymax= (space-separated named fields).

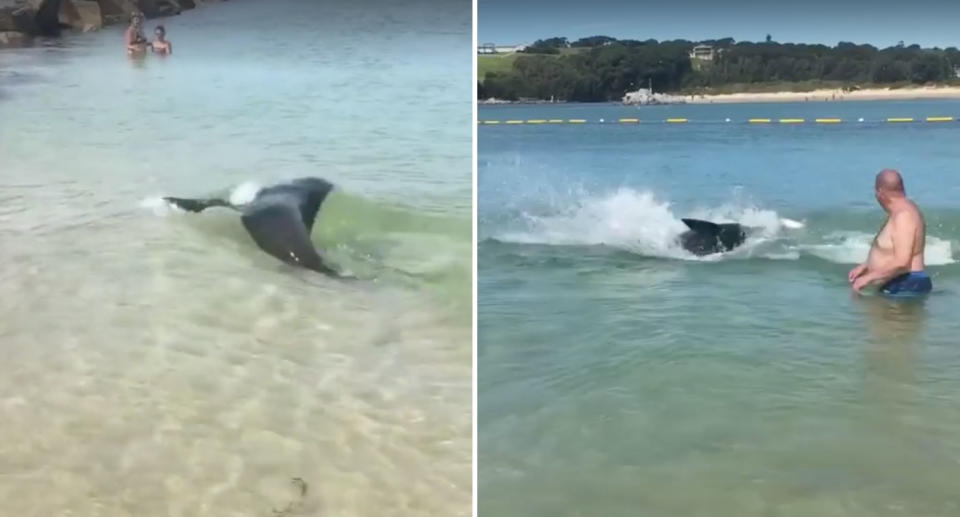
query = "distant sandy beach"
xmin=684 ymin=85 xmax=960 ymax=104
xmin=479 ymin=85 xmax=960 ymax=105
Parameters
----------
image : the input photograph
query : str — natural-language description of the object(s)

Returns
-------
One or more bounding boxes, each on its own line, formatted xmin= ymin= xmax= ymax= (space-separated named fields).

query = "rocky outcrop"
xmin=0 ymin=1 xmax=47 ymax=44
xmin=0 ymin=0 xmax=206 ymax=48
xmin=58 ymin=0 xmax=101 ymax=31
xmin=0 ymin=29 xmax=28 ymax=46
xmin=96 ymin=0 xmax=137 ymax=24
xmin=135 ymin=0 xmax=180 ymax=18
xmin=0 ymin=5 xmax=38 ymax=34
xmin=33 ymin=0 xmax=63 ymax=35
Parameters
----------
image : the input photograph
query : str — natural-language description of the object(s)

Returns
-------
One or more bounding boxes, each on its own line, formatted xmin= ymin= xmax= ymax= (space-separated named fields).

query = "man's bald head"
xmin=875 ymin=168 xmax=904 ymax=195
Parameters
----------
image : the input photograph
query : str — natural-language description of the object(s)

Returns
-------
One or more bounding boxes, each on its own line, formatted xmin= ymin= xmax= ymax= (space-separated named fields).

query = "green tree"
xmin=571 ymin=35 xmax=617 ymax=47
xmin=478 ymin=35 xmax=958 ymax=100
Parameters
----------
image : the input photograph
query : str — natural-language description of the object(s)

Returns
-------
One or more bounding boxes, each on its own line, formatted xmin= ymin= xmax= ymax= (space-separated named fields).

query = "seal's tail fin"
xmin=162 ymin=197 xmax=233 ymax=213
xmin=680 ymin=218 xmax=720 ymax=235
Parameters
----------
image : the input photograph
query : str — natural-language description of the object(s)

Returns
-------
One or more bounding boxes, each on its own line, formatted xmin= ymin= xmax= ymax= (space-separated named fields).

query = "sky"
xmin=478 ymin=0 xmax=960 ymax=49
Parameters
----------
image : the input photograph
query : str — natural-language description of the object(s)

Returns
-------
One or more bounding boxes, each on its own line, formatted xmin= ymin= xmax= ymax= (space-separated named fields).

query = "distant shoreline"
xmin=478 ymin=98 xmax=568 ymax=105
xmin=479 ymin=85 xmax=960 ymax=106
xmin=683 ymin=85 xmax=960 ymax=104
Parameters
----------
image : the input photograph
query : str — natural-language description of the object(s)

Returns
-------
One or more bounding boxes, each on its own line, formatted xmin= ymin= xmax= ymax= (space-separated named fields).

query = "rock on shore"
xmin=0 ymin=0 xmax=225 ymax=47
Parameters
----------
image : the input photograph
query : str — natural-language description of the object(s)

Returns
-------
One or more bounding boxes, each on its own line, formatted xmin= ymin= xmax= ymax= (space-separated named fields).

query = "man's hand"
xmin=848 ymin=263 xmax=867 ymax=283
xmin=851 ymin=273 xmax=873 ymax=292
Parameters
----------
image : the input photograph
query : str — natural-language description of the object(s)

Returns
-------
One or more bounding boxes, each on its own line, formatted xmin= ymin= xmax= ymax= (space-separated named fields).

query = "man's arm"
xmin=853 ymin=211 xmax=915 ymax=290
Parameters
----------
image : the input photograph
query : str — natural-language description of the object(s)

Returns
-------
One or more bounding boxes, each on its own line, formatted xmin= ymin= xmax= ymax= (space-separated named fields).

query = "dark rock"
xmin=0 ymin=6 xmax=38 ymax=34
xmin=135 ymin=0 xmax=179 ymax=18
xmin=96 ymin=0 xmax=137 ymax=20
xmin=0 ymin=29 xmax=28 ymax=46
xmin=58 ymin=0 xmax=102 ymax=31
xmin=33 ymin=0 xmax=63 ymax=35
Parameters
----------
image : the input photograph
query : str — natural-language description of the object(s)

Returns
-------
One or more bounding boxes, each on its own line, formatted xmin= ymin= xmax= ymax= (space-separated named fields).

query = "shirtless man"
xmin=849 ymin=169 xmax=931 ymax=297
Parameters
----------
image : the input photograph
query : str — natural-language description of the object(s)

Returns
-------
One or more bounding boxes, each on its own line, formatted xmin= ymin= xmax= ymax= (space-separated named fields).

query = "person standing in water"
xmin=125 ymin=12 xmax=148 ymax=54
xmin=151 ymin=25 xmax=172 ymax=55
xmin=849 ymin=169 xmax=930 ymax=297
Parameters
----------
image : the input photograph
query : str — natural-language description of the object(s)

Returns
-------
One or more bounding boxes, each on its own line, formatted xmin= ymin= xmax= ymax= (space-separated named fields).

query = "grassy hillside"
xmin=478 ymin=54 xmax=519 ymax=80
xmin=478 ymin=48 xmax=587 ymax=83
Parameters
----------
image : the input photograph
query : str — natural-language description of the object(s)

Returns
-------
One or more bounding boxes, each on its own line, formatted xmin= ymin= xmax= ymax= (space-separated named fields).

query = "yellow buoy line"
xmin=478 ymin=116 xmax=957 ymax=125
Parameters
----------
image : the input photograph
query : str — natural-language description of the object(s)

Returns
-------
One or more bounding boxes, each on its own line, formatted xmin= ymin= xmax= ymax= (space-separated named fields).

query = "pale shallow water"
xmin=0 ymin=1 xmax=472 ymax=516
xmin=479 ymin=101 xmax=960 ymax=517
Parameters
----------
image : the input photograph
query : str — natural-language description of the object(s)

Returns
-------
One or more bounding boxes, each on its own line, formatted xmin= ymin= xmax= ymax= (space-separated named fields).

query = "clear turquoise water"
xmin=479 ymin=100 xmax=960 ymax=516
xmin=0 ymin=1 xmax=471 ymax=515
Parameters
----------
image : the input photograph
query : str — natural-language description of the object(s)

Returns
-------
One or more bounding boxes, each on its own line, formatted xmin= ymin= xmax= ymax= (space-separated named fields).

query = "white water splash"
xmin=494 ymin=187 xmax=955 ymax=265
xmin=780 ymin=218 xmax=805 ymax=230
xmin=496 ymin=188 xmax=802 ymax=260
xmin=229 ymin=181 xmax=262 ymax=206
xmin=499 ymin=188 xmax=686 ymax=257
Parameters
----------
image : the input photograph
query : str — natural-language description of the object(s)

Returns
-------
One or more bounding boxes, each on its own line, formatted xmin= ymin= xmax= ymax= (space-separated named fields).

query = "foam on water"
xmin=229 ymin=181 xmax=262 ymax=206
xmin=801 ymin=230 xmax=956 ymax=265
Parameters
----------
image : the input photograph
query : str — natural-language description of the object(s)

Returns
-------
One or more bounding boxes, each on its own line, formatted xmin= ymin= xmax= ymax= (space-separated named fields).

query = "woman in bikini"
xmin=151 ymin=25 xmax=172 ymax=55
xmin=124 ymin=13 xmax=148 ymax=54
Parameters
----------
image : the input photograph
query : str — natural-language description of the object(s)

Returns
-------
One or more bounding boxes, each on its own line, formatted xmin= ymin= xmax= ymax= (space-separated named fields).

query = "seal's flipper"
xmin=240 ymin=203 xmax=339 ymax=276
xmin=163 ymin=197 xmax=234 ymax=213
xmin=289 ymin=177 xmax=335 ymax=232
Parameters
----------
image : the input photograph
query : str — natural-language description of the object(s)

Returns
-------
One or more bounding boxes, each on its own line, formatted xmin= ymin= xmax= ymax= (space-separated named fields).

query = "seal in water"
xmin=678 ymin=218 xmax=748 ymax=256
xmin=164 ymin=177 xmax=341 ymax=276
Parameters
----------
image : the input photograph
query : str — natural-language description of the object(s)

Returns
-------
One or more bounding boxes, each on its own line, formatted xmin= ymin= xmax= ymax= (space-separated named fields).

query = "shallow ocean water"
xmin=479 ymin=100 xmax=960 ymax=517
xmin=0 ymin=1 xmax=472 ymax=515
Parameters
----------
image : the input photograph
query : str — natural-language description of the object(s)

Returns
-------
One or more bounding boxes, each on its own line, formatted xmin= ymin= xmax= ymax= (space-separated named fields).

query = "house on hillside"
xmin=689 ymin=44 xmax=723 ymax=71
xmin=477 ymin=43 xmax=528 ymax=54
xmin=689 ymin=45 xmax=717 ymax=61
xmin=498 ymin=44 xmax=527 ymax=53
xmin=955 ymin=66 xmax=960 ymax=78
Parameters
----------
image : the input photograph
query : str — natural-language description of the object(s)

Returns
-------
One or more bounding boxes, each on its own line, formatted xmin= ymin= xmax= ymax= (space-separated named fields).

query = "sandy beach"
xmin=684 ymin=85 xmax=960 ymax=104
